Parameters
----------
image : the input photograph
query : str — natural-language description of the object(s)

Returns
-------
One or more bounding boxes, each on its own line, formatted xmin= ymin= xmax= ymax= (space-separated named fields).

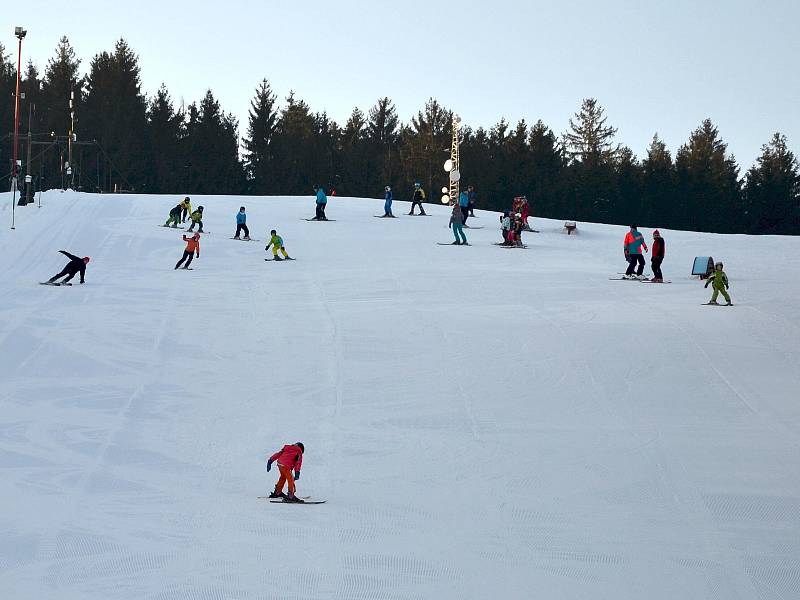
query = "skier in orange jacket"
xmin=266 ymin=442 xmax=305 ymax=502
xmin=175 ymin=233 xmax=200 ymax=269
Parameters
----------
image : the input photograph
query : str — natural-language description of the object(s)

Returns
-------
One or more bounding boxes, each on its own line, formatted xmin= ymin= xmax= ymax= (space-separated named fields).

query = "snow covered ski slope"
xmin=1 ymin=191 xmax=800 ymax=599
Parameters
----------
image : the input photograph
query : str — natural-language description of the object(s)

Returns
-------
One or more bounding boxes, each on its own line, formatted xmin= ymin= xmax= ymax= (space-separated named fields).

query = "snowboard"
xmin=437 ymin=242 xmax=470 ymax=246
xmin=303 ymin=218 xmax=336 ymax=222
xmin=265 ymin=257 xmax=296 ymax=261
xmin=269 ymin=499 xmax=326 ymax=504
xmin=40 ymin=282 xmax=71 ymax=286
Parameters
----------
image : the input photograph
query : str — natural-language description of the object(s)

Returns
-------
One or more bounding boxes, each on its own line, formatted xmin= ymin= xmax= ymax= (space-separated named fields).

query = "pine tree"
xmin=402 ymin=98 xmax=451 ymax=202
xmin=564 ymin=98 xmax=618 ymax=220
xmin=641 ymin=134 xmax=675 ymax=228
xmin=613 ymin=147 xmax=642 ymax=225
xmin=744 ymin=133 xmax=800 ymax=234
xmin=366 ymin=97 xmax=399 ymax=194
xmin=146 ymin=84 xmax=183 ymax=192
xmin=339 ymin=107 xmax=369 ymax=196
xmin=83 ymin=39 xmax=148 ymax=190
xmin=270 ymin=92 xmax=317 ymax=194
xmin=40 ymin=37 xmax=82 ymax=189
xmin=675 ymin=119 xmax=741 ymax=233
xmin=527 ymin=120 xmax=564 ymax=219
xmin=243 ymin=79 xmax=279 ymax=194
xmin=183 ymin=90 xmax=243 ymax=194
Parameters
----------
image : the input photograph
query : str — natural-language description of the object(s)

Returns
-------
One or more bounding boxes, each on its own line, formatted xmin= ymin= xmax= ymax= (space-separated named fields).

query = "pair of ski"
xmin=703 ymin=302 xmax=734 ymax=307
xmin=230 ymin=237 xmax=260 ymax=242
xmin=609 ymin=276 xmax=671 ymax=283
xmin=257 ymin=495 xmax=326 ymax=504
xmin=39 ymin=282 xmax=72 ymax=286
xmin=373 ymin=215 xmax=398 ymax=218
xmin=437 ymin=242 xmax=471 ymax=246
xmin=265 ymin=257 xmax=296 ymax=261
xmin=303 ymin=218 xmax=336 ymax=222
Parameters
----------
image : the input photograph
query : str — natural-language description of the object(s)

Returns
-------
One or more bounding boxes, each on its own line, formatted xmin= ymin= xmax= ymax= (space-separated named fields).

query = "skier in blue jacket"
xmin=313 ymin=185 xmax=328 ymax=220
xmin=234 ymin=206 xmax=250 ymax=240
xmin=459 ymin=190 xmax=470 ymax=225
xmin=381 ymin=186 xmax=394 ymax=217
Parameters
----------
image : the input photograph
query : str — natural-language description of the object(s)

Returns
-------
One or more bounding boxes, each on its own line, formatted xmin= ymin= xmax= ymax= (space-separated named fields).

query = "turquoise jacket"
xmin=316 ymin=189 xmax=327 ymax=204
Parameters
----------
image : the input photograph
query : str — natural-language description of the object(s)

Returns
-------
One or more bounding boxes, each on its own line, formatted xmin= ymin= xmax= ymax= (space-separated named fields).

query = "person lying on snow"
xmin=267 ymin=442 xmax=305 ymax=502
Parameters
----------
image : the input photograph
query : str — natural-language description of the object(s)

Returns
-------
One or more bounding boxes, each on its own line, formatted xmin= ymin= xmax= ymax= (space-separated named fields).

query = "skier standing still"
xmin=175 ymin=233 xmax=200 ymax=269
xmin=459 ymin=190 xmax=470 ymax=226
xmin=382 ymin=186 xmax=394 ymax=217
xmin=467 ymin=185 xmax=477 ymax=217
xmin=234 ymin=207 xmax=250 ymax=240
xmin=313 ymin=185 xmax=328 ymax=220
xmin=409 ymin=182 xmax=427 ymax=215
xmin=650 ymin=230 xmax=665 ymax=282
xmin=449 ymin=203 xmax=468 ymax=245
xmin=266 ymin=442 xmax=305 ymax=502
xmin=181 ymin=197 xmax=192 ymax=223
xmin=623 ymin=225 xmax=648 ymax=278
xmin=47 ymin=251 xmax=90 ymax=284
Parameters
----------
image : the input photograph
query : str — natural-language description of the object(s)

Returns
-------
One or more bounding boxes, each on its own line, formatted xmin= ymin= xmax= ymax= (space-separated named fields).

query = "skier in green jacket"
xmin=265 ymin=229 xmax=292 ymax=261
xmin=704 ymin=261 xmax=732 ymax=305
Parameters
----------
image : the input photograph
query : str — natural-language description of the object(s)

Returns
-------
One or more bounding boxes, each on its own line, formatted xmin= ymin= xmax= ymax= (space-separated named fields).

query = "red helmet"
xmin=193 ymin=233 xmax=200 ymax=240
xmin=83 ymin=256 xmax=91 ymax=264
xmin=653 ymin=229 xmax=661 ymax=237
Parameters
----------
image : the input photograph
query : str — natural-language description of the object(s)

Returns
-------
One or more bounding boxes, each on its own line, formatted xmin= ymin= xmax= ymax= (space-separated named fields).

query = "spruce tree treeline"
xmin=1 ymin=38 xmax=797 ymax=234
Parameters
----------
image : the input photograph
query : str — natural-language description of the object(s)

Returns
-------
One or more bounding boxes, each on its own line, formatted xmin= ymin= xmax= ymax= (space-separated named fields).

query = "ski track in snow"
xmin=1 ymin=191 xmax=800 ymax=599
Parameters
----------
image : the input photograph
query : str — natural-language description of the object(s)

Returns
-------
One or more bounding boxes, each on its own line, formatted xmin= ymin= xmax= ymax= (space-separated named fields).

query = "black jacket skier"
xmin=48 ymin=250 xmax=90 ymax=284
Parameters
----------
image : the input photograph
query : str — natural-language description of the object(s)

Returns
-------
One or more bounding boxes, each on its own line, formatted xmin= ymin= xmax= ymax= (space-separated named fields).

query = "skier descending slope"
xmin=409 ymin=182 xmax=427 ymax=215
xmin=163 ymin=202 xmax=183 ymax=228
xmin=265 ymin=229 xmax=293 ymax=261
xmin=175 ymin=233 xmax=200 ymax=270
xmin=45 ymin=250 xmax=90 ymax=285
xmin=313 ymin=185 xmax=329 ymax=220
xmin=181 ymin=197 xmax=192 ymax=223
xmin=449 ymin=203 xmax=468 ymax=245
xmin=266 ymin=442 xmax=305 ymax=502
xmin=704 ymin=262 xmax=733 ymax=305
xmin=623 ymin=225 xmax=648 ymax=278
xmin=187 ymin=206 xmax=205 ymax=233
xmin=234 ymin=206 xmax=250 ymax=240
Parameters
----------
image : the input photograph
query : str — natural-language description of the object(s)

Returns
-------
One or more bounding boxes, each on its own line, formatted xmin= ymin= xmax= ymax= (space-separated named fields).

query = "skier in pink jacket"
xmin=266 ymin=442 xmax=304 ymax=502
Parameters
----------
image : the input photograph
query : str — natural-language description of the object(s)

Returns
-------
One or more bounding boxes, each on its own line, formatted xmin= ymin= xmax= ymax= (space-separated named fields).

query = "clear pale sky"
xmin=6 ymin=0 xmax=799 ymax=169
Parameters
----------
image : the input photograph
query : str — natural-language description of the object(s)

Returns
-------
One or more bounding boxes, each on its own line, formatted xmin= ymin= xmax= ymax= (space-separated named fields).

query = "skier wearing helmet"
xmin=381 ymin=185 xmax=394 ymax=217
xmin=312 ymin=185 xmax=328 ymax=220
xmin=409 ymin=182 xmax=427 ymax=215
xmin=46 ymin=250 xmax=90 ymax=285
xmin=187 ymin=206 xmax=204 ymax=232
xmin=266 ymin=442 xmax=305 ymax=502
xmin=650 ymin=230 xmax=666 ymax=282
xmin=704 ymin=262 xmax=732 ymax=305
xmin=175 ymin=233 xmax=200 ymax=270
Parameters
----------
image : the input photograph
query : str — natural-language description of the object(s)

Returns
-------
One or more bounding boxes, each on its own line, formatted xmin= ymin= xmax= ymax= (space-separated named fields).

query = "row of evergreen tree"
xmin=2 ymin=37 xmax=798 ymax=234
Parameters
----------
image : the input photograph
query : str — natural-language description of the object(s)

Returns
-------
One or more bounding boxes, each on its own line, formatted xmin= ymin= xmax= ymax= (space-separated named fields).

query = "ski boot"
xmin=451 ymin=241 xmax=461 ymax=245
xmin=244 ymin=236 xmax=251 ymax=241
xmin=285 ymin=493 xmax=304 ymax=503
xmin=706 ymin=300 xmax=719 ymax=305
xmin=234 ymin=235 xmax=240 ymax=240
xmin=268 ymin=490 xmax=286 ymax=499
xmin=273 ymin=256 xmax=284 ymax=261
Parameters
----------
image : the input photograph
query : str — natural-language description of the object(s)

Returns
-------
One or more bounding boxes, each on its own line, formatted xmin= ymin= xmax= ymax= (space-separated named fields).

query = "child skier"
xmin=459 ymin=190 xmax=470 ymax=225
xmin=409 ymin=182 xmax=427 ymax=215
xmin=266 ymin=442 xmax=305 ymax=502
xmin=234 ymin=206 xmax=250 ymax=240
xmin=46 ymin=250 xmax=90 ymax=284
xmin=704 ymin=261 xmax=732 ymax=305
xmin=187 ymin=206 xmax=204 ymax=232
xmin=449 ymin=203 xmax=467 ymax=245
xmin=265 ymin=229 xmax=292 ymax=260
xmin=181 ymin=197 xmax=192 ymax=223
xmin=164 ymin=202 xmax=183 ymax=228
xmin=175 ymin=233 xmax=200 ymax=269
xmin=500 ymin=211 xmax=511 ymax=245
xmin=382 ymin=186 xmax=394 ymax=217
xmin=650 ymin=230 xmax=665 ymax=282
xmin=467 ymin=185 xmax=477 ymax=217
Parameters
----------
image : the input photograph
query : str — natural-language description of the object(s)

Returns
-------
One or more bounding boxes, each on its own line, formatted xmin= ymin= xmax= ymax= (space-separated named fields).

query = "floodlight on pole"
xmin=442 ymin=114 xmax=462 ymax=205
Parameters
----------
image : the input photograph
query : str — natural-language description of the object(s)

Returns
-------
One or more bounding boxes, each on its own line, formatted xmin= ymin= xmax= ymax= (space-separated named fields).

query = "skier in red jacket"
xmin=267 ymin=442 xmax=305 ymax=502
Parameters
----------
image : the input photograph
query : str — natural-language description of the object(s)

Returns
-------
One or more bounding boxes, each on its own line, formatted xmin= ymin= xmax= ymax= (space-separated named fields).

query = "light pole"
xmin=442 ymin=114 xmax=462 ymax=205
xmin=11 ymin=26 xmax=27 ymax=228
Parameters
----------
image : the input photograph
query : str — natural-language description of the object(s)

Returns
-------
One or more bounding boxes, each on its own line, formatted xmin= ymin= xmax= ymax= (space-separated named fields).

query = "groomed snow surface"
xmin=2 ymin=191 xmax=799 ymax=600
